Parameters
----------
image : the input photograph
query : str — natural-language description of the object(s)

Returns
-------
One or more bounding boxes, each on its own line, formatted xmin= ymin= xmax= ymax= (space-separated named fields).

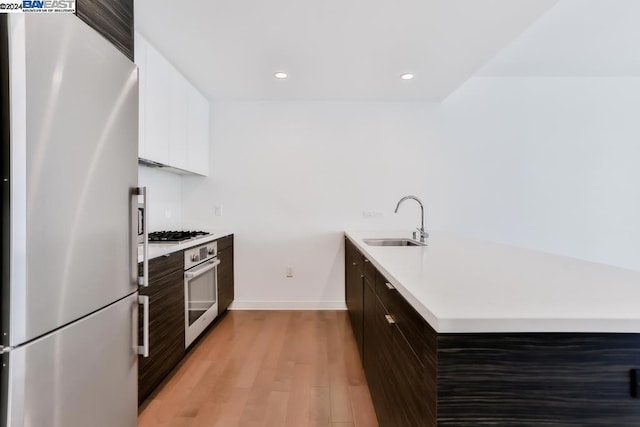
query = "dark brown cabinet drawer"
xmin=216 ymin=234 xmax=233 ymax=252
xmin=346 ymin=238 xmax=364 ymax=272
xmin=149 ymin=251 xmax=183 ymax=277
xmin=375 ymin=270 xmax=427 ymax=365
xmin=363 ymin=256 xmax=376 ymax=282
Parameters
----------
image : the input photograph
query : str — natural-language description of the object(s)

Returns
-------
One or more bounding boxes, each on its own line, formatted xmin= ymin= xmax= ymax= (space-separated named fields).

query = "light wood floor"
xmin=138 ymin=310 xmax=379 ymax=427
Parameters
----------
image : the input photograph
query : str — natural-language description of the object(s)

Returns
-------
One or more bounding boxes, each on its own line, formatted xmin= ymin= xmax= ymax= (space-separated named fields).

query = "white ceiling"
xmin=135 ymin=0 xmax=556 ymax=101
xmin=479 ymin=0 xmax=640 ymax=77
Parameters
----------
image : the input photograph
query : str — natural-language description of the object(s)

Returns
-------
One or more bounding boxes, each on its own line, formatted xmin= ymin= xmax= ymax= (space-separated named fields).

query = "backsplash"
xmin=138 ymin=165 xmax=183 ymax=231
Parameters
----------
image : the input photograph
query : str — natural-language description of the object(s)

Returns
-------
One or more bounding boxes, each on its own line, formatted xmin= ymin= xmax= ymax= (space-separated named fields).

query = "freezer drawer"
xmin=5 ymin=293 xmax=138 ymax=427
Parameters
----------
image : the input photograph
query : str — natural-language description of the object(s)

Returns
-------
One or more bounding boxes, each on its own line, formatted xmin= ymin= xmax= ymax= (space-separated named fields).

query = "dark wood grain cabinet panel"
xmin=217 ymin=236 xmax=234 ymax=314
xmin=138 ymin=252 xmax=185 ymax=404
xmin=76 ymin=0 xmax=134 ymax=60
xmin=437 ymin=333 xmax=640 ymax=426
xmin=362 ymin=279 xmax=378 ymax=386
xmin=345 ymin=238 xmax=364 ymax=360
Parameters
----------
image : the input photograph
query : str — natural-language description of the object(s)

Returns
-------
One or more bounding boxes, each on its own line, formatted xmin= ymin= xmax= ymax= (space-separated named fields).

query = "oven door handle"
xmin=185 ymin=259 xmax=220 ymax=279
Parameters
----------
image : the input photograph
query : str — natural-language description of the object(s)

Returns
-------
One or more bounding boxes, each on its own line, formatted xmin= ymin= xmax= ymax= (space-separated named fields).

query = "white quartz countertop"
xmin=345 ymin=230 xmax=640 ymax=333
xmin=138 ymin=231 xmax=233 ymax=263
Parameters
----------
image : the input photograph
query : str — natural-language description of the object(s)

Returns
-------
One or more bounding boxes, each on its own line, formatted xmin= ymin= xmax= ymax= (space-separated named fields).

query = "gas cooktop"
xmin=148 ymin=231 xmax=210 ymax=242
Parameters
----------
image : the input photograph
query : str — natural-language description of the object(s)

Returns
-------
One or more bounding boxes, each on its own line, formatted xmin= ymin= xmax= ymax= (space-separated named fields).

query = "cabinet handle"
xmin=138 ymin=295 xmax=150 ymax=357
xmin=385 ymin=282 xmax=395 ymax=290
xmin=385 ymin=314 xmax=396 ymax=324
xmin=352 ymin=262 xmax=357 ymax=266
xmin=364 ymin=259 xmax=370 ymax=263
xmin=360 ymin=275 xmax=364 ymax=279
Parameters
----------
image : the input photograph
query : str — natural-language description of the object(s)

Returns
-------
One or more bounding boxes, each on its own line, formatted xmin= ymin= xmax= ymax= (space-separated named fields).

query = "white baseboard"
xmin=228 ymin=301 xmax=347 ymax=311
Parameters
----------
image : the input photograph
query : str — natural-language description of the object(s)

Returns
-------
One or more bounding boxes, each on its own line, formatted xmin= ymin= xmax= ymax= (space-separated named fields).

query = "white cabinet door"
xmin=168 ymin=64 xmax=188 ymax=170
xmin=187 ymin=86 xmax=210 ymax=176
xmin=141 ymin=41 xmax=169 ymax=164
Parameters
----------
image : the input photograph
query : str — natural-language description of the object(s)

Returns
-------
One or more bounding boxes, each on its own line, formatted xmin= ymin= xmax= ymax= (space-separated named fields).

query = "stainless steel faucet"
xmin=394 ymin=195 xmax=428 ymax=243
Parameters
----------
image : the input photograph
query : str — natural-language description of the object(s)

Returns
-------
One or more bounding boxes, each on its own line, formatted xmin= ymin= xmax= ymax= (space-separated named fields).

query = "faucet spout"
xmin=394 ymin=195 xmax=428 ymax=242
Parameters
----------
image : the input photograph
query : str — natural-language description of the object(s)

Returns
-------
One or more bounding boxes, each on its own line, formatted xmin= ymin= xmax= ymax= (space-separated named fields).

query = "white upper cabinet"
xmin=168 ymin=65 xmax=189 ymax=171
xmin=135 ymin=32 xmax=209 ymax=176
xmin=187 ymin=86 xmax=210 ymax=176
xmin=141 ymin=41 xmax=170 ymax=165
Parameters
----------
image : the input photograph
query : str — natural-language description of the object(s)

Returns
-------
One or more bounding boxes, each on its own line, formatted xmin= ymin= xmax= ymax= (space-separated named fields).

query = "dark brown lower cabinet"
xmin=217 ymin=236 xmax=234 ymax=313
xmin=138 ymin=252 xmax=185 ymax=404
xmin=346 ymin=236 xmax=640 ymax=426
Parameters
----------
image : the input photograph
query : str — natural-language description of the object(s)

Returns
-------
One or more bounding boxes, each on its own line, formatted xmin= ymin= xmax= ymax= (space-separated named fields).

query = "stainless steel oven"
xmin=184 ymin=242 xmax=219 ymax=348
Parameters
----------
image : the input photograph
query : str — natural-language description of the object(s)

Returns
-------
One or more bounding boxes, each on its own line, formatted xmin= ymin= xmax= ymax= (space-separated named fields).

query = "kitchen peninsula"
xmin=345 ymin=230 xmax=640 ymax=426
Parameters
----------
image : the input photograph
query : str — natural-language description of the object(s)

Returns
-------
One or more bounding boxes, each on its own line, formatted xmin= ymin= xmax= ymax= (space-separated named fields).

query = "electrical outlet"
xmin=214 ymin=205 xmax=223 ymax=216
xmin=286 ymin=266 xmax=293 ymax=278
xmin=362 ymin=211 xmax=383 ymax=219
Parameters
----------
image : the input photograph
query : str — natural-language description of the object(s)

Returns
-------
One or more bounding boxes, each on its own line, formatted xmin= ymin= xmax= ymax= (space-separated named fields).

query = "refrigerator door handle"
xmin=135 ymin=187 xmax=149 ymax=287
xmin=138 ymin=295 xmax=150 ymax=357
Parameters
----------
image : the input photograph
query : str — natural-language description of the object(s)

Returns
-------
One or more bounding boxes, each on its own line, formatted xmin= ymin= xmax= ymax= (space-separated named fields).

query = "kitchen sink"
xmin=363 ymin=238 xmax=426 ymax=247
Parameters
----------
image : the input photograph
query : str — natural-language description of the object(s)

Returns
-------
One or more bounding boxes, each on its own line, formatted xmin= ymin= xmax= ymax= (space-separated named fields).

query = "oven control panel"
xmin=184 ymin=242 xmax=217 ymax=270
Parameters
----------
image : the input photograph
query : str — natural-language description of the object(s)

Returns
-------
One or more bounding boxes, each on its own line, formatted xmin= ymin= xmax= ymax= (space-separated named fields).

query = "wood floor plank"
xmin=238 ymin=385 xmax=272 ymax=427
xmin=138 ymin=311 xmax=378 ymax=427
xmin=284 ymin=386 xmax=310 ymax=426
xmin=212 ymin=387 xmax=251 ymax=427
xmin=263 ymin=390 xmax=290 ymax=426
xmin=348 ymin=385 xmax=378 ymax=427
xmin=329 ymin=385 xmax=354 ymax=423
xmin=308 ymin=386 xmax=332 ymax=425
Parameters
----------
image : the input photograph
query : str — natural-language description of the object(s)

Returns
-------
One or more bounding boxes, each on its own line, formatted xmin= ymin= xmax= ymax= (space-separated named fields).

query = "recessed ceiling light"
xmin=400 ymin=73 xmax=414 ymax=80
xmin=274 ymin=72 xmax=288 ymax=79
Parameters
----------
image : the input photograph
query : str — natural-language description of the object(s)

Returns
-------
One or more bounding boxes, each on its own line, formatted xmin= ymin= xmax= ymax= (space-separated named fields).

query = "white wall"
xmin=180 ymin=78 xmax=640 ymax=307
xmin=441 ymin=77 xmax=640 ymax=270
xmin=181 ymin=102 xmax=449 ymax=308
xmin=138 ymin=165 xmax=183 ymax=231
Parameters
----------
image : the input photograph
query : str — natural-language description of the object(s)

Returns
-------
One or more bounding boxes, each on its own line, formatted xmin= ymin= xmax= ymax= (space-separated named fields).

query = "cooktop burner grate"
xmin=148 ymin=230 xmax=210 ymax=242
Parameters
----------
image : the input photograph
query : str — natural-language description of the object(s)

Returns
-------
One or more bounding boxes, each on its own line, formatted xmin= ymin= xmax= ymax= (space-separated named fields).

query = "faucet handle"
xmin=416 ymin=227 xmax=429 ymax=242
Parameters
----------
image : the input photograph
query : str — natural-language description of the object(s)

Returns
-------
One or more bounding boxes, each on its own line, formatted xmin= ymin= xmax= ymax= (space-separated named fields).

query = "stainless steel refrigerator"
xmin=1 ymin=13 xmax=141 ymax=427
